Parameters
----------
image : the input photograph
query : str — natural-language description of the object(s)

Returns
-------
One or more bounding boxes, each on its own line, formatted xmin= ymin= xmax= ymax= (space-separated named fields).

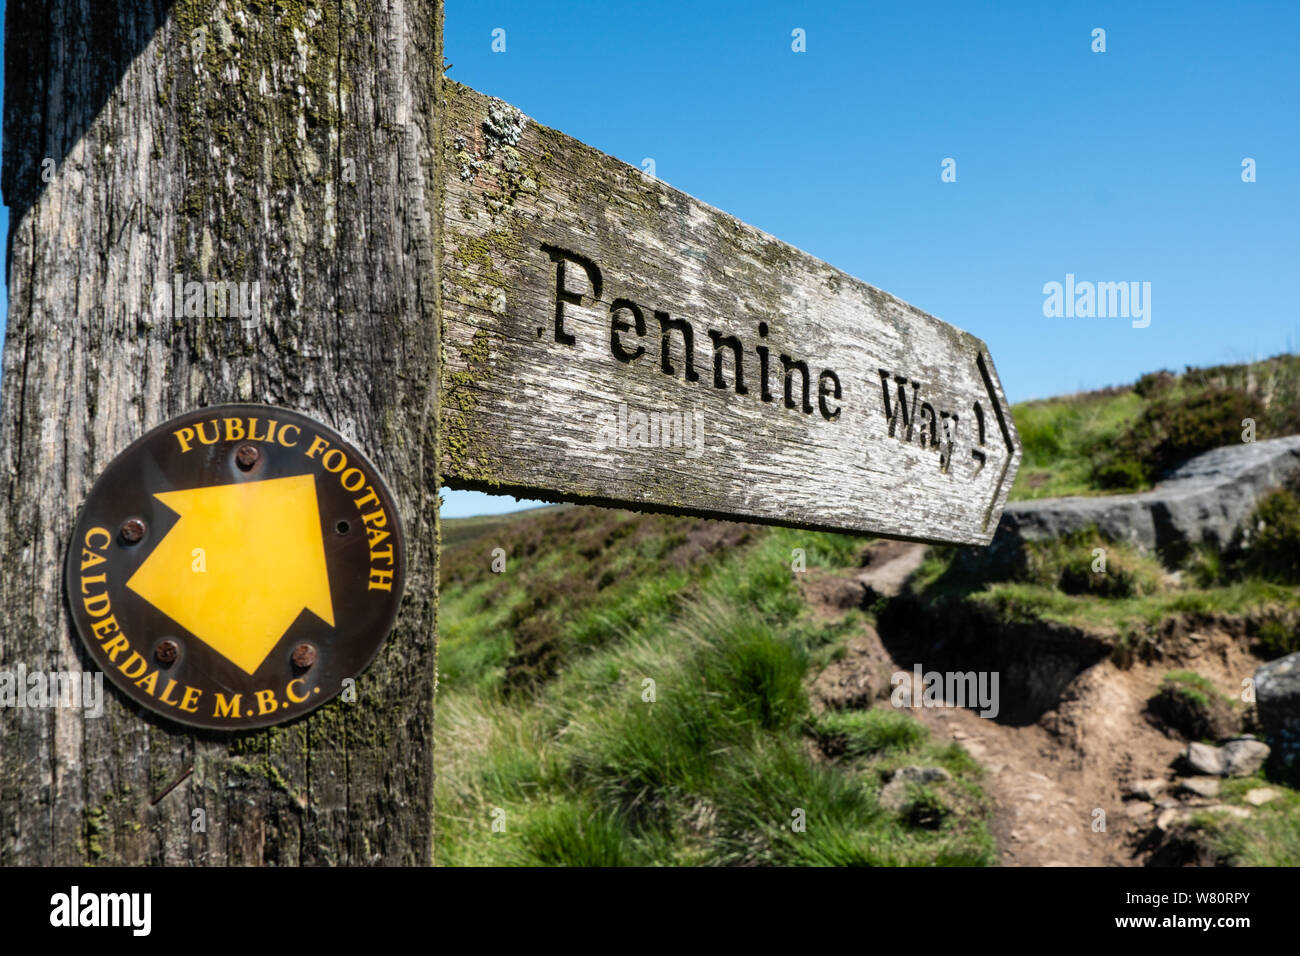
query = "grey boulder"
xmin=1255 ymin=652 xmax=1300 ymax=767
xmin=1222 ymin=738 xmax=1271 ymax=776
xmin=1186 ymin=742 xmax=1225 ymax=776
xmin=879 ymin=765 xmax=950 ymax=811
xmin=1184 ymin=738 xmax=1271 ymax=777
xmin=965 ymin=435 xmax=1300 ymax=574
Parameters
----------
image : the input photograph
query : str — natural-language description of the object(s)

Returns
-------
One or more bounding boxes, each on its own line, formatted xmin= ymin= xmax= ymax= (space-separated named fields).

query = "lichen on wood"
xmin=438 ymin=82 xmax=1020 ymax=543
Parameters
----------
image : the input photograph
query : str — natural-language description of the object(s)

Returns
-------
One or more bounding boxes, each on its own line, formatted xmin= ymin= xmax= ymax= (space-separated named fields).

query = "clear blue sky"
xmin=3 ymin=2 xmax=1297 ymax=518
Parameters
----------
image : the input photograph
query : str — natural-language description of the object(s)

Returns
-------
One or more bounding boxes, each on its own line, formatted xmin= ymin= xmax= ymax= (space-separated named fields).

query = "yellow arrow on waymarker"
xmin=127 ymin=474 xmax=335 ymax=675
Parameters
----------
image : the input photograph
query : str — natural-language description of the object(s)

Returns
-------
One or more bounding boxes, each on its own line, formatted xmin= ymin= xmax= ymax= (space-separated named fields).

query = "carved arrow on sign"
xmin=439 ymin=81 xmax=1021 ymax=546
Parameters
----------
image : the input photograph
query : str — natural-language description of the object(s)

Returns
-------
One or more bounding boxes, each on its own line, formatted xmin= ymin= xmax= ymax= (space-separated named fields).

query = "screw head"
xmin=120 ymin=518 xmax=146 ymax=543
xmin=291 ymin=643 xmax=317 ymax=669
xmin=155 ymin=639 xmax=179 ymax=664
xmin=235 ymin=444 xmax=261 ymax=471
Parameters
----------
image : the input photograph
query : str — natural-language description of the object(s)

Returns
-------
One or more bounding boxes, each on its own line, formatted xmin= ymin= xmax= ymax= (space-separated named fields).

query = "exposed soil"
xmin=801 ymin=541 xmax=1269 ymax=867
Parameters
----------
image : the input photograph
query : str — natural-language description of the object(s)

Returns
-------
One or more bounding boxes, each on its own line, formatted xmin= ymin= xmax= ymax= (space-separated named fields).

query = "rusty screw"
xmin=155 ymin=639 xmax=179 ymax=665
xmin=120 ymin=518 xmax=147 ymax=543
xmin=235 ymin=444 xmax=261 ymax=471
xmin=291 ymin=643 xmax=317 ymax=669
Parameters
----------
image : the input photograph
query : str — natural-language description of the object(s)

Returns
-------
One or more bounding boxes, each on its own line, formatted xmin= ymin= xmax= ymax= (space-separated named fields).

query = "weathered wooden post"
xmin=1 ymin=1 xmax=442 ymax=864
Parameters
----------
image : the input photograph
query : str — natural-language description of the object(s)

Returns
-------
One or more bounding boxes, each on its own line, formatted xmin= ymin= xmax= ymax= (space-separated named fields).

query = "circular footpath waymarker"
xmin=65 ymin=404 xmax=406 ymax=730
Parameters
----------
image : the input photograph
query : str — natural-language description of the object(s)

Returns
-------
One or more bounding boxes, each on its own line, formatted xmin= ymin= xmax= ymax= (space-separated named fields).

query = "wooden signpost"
xmin=441 ymin=84 xmax=1020 ymax=545
xmin=0 ymin=0 xmax=1019 ymax=866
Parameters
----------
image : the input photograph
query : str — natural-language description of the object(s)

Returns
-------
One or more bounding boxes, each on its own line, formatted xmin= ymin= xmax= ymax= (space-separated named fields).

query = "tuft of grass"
xmin=1184 ymin=544 xmax=1225 ymax=589
xmin=1181 ymin=778 xmax=1300 ymax=865
xmin=812 ymin=709 xmax=928 ymax=758
xmin=969 ymin=578 xmax=1300 ymax=634
xmin=1258 ymin=616 xmax=1300 ymax=657
xmin=1148 ymin=671 xmax=1241 ymax=741
xmin=1010 ymin=389 xmax=1145 ymax=500
xmin=1022 ymin=529 xmax=1165 ymax=599
xmin=1161 ymin=670 xmax=1217 ymax=702
xmin=1246 ymin=488 xmax=1300 ymax=584
xmin=1093 ymin=457 xmax=1146 ymax=491
xmin=510 ymin=801 xmax=649 ymax=867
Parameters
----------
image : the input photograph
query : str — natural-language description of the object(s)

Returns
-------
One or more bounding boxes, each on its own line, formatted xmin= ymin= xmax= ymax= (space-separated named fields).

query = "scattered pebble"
xmin=1126 ymin=779 xmax=1167 ymax=800
xmin=1245 ymin=787 xmax=1280 ymax=806
xmin=1178 ymin=777 xmax=1221 ymax=799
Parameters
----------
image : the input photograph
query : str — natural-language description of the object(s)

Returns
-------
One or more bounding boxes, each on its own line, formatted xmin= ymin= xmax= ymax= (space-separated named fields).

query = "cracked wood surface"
xmin=440 ymin=82 xmax=1020 ymax=545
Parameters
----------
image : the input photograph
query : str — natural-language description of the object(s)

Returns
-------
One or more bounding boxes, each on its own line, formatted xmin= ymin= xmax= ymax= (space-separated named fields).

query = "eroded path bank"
xmin=803 ymin=541 xmax=1270 ymax=867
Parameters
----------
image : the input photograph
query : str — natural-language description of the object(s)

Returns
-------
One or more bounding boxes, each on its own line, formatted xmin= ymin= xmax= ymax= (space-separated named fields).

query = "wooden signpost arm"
xmin=440 ymin=83 xmax=1020 ymax=544
xmin=0 ymin=1 xmax=442 ymax=865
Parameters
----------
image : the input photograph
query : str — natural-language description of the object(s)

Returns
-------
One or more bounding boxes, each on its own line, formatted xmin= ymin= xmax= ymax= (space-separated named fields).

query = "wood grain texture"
xmin=440 ymin=82 xmax=1020 ymax=545
xmin=0 ymin=0 xmax=442 ymax=865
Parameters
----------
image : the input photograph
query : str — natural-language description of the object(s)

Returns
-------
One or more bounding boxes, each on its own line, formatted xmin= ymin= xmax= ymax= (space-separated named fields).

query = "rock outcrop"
xmin=968 ymin=435 xmax=1300 ymax=574
xmin=1184 ymin=738 xmax=1271 ymax=777
xmin=1255 ymin=652 xmax=1300 ymax=767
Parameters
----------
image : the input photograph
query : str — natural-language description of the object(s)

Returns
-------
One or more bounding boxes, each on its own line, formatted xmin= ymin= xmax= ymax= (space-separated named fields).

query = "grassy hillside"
xmin=438 ymin=505 xmax=568 ymax=551
xmin=436 ymin=508 xmax=995 ymax=865
xmin=1011 ymin=353 xmax=1300 ymax=500
xmin=436 ymin=352 xmax=1300 ymax=866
